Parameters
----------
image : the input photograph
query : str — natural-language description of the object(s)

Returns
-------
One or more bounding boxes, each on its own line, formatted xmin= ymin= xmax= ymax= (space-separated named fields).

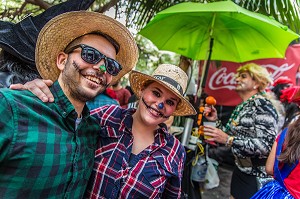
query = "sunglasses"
xmin=64 ymin=44 xmax=122 ymax=76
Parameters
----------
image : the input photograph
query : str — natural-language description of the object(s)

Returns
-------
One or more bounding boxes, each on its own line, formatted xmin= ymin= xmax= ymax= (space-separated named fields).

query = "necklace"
xmin=224 ymin=92 xmax=261 ymax=133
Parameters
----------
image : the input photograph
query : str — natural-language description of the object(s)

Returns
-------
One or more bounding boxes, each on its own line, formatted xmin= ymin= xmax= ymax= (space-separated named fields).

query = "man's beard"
xmin=61 ymin=60 xmax=108 ymax=102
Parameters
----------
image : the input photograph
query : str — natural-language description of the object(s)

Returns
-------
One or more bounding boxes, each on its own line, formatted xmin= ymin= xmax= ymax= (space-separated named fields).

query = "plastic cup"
xmin=203 ymin=121 xmax=216 ymax=139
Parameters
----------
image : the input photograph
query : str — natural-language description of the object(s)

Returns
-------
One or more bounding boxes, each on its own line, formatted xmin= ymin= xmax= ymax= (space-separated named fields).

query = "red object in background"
xmin=201 ymin=44 xmax=300 ymax=106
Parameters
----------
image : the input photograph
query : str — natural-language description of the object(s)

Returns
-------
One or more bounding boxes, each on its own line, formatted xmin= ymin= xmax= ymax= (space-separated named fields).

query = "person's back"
xmin=0 ymin=82 xmax=99 ymax=198
xmin=87 ymin=88 xmax=119 ymax=110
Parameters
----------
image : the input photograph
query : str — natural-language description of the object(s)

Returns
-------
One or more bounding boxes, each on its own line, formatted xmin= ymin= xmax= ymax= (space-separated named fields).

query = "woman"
xmin=203 ymin=63 xmax=279 ymax=199
xmin=251 ymin=116 xmax=300 ymax=199
xmin=85 ymin=64 xmax=196 ymax=198
xmin=13 ymin=64 xmax=196 ymax=198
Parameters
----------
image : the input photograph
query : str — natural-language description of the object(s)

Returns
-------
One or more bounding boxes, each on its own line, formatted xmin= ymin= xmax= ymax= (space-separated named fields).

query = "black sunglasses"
xmin=64 ymin=44 xmax=122 ymax=76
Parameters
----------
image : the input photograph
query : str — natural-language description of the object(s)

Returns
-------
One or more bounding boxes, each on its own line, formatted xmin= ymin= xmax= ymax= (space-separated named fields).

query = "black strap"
xmin=251 ymin=158 xmax=267 ymax=167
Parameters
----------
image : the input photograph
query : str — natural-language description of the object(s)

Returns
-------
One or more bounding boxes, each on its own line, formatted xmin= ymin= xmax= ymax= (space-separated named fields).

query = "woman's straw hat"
xmin=35 ymin=11 xmax=138 ymax=85
xmin=129 ymin=64 xmax=196 ymax=116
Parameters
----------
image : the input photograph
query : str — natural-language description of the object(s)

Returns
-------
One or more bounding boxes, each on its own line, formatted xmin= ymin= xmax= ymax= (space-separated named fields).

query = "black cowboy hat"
xmin=0 ymin=0 xmax=95 ymax=66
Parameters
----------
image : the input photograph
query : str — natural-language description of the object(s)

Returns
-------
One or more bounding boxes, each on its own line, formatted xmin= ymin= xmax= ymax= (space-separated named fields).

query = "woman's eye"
xmin=152 ymin=90 xmax=160 ymax=97
xmin=166 ymin=100 xmax=175 ymax=106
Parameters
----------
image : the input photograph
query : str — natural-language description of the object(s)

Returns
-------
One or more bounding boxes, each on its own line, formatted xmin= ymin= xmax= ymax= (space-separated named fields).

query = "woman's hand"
xmin=10 ymin=79 xmax=54 ymax=102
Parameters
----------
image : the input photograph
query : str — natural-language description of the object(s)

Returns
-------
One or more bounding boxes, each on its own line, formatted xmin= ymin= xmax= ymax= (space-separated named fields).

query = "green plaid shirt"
xmin=0 ymin=81 xmax=99 ymax=198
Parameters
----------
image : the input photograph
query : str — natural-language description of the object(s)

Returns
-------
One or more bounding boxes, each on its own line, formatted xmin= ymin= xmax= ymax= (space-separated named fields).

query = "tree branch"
xmin=25 ymin=0 xmax=52 ymax=10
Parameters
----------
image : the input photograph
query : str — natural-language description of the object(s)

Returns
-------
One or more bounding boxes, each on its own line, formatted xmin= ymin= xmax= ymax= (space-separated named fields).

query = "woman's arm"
xmin=265 ymin=141 xmax=277 ymax=175
xmin=10 ymin=79 xmax=54 ymax=102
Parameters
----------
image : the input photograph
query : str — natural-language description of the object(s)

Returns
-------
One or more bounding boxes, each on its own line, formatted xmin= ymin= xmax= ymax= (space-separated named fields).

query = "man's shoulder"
xmin=0 ymin=88 xmax=43 ymax=108
xmin=0 ymin=88 xmax=36 ymax=99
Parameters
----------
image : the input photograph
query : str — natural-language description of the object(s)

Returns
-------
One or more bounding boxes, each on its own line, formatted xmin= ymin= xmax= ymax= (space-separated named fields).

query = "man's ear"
xmin=57 ymin=52 xmax=68 ymax=70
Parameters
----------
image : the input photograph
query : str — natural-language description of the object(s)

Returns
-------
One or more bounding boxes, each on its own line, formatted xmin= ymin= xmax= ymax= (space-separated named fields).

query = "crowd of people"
xmin=0 ymin=1 xmax=300 ymax=199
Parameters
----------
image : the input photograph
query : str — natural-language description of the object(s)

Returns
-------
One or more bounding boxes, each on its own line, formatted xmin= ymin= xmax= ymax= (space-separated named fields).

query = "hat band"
xmin=153 ymin=75 xmax=183 ymax=95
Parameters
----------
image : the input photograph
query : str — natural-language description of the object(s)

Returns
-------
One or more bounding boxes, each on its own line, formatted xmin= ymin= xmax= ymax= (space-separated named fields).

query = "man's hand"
xmin=203 ymin=104 xmax=218 ymax=121
xmin=10 ymin=79 xmax=54 ymax=102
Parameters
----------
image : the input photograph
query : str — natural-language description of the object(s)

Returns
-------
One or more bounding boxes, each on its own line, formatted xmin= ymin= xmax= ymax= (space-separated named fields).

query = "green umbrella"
xmin=139 ymin=1 xmax=299 ymax=63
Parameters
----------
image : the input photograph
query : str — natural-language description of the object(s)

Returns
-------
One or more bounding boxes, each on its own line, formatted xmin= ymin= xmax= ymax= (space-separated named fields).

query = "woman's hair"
xmin=278 ymin=116 xmax=300 ymax=164
xmin=281 ymin=102 xmax=300 ymax=130
xmin=141 ymin=80 xmax=155 ymax=90
xmin=236 ymin=63 xmax=272 ymax=92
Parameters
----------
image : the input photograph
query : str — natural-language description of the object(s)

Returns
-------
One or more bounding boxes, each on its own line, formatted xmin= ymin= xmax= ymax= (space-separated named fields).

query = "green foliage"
xmin=125 ymin=0 xmax=211 ymax=31
xmin=135 ymin=34 xmax=180 ymax=74
xmin=1 ymin=0 xmax=59 ymax=22
xmin=235 ymin=0 xmax=300 ymax=40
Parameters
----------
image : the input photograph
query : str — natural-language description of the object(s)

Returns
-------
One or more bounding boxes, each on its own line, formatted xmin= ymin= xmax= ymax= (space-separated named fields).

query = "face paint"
xmin=99 ymin=64 xmax=106 ymax=72
xmin=158 ymin=102 xmax=164 ymax=109
xmin=141 ymin=97 xmax=170 ymax=119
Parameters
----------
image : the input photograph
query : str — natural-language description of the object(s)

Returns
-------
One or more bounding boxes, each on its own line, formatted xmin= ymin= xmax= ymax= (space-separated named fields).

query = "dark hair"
xmin=278 ymin=116 xmax=300 ymax=164
xmin=0 ymin=51 xmax=41 ymax=86
xmin=271 ymin=83 xmax=290 ymax=100
xmin=142 ymin=80 xmax=155 ymax=90
xmin=281 ymin=102 xmax=300 ymax=130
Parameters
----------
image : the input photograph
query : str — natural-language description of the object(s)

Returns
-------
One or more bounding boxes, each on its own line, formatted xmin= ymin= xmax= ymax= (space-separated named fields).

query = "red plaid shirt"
xmin=85 ymin=105 xmax=186 ymax=199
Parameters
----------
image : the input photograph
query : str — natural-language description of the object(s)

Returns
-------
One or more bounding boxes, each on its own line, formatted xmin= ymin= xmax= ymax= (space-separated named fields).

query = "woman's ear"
xmin=57 ymin=52 xmax=68 ymax=71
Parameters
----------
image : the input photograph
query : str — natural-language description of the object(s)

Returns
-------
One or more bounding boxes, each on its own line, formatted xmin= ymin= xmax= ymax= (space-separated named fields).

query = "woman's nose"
xmin=157 ymin=102 xmax=164 ymax=109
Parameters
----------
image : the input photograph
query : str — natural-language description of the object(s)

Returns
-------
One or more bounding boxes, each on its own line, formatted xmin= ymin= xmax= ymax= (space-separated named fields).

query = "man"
xmin=0 ymin=11 xmax=138 ymax=198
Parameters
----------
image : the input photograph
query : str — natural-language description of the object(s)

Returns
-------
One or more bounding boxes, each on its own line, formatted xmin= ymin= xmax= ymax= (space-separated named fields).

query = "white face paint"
xmin=235 ymin=72 xmax=257 ymax=92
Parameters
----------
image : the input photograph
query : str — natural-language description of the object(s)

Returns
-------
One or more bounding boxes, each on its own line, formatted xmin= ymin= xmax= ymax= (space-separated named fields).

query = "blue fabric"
xmin=274 ymin=128 xmax=298 ymax=187
xmin=251 ymin=128 xmax=296 ymax=199
xmin=86 ymin=93 xmax=119 ymax=110
xmin=251 ymin=180 xmax=294 ymax=199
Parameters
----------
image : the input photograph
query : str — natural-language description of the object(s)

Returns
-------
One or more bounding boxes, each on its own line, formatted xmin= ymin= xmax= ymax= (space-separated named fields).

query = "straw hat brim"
xmin=35 ymin=11 xmax=138 ymax=85
xmin=129 ymin=70 xmax=196 ymax=116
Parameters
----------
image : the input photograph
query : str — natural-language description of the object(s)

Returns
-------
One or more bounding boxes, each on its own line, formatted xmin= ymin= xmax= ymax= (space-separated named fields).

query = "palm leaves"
xmin=123 ymin=0 xmax=300 ymax=36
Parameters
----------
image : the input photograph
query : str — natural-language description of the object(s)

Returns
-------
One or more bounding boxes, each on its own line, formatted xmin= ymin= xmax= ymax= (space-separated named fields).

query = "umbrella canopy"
xmin=139 ymin=1 xmax=299 ymax=63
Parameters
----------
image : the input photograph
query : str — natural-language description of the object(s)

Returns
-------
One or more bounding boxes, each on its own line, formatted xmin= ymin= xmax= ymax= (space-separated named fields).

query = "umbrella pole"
xmin=201 ymin=38 xmax=214 ymax=89
xmin=200 ymin=12 xmax=216 ymax=90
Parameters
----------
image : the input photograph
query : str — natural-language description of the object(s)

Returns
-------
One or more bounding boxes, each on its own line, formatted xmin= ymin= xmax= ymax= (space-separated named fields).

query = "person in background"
xmin=112 ymin=79 xmax=132 ymax=108
xmin=279 ymin=86 xmax=300 ymax=128
xmin=251 ymin=86 xmax=300 ymax=199
xmin=125 ymin=85 xmax=134 ymax=95
xmin=87 ymin=86 xmax=119 ymax=110
xmin=270 ymin=76 xmax=293 ymax=131
xmin=127 ymin=93 xmax=139 ymax=109
xmin=0 ymin=11 xmax=138 ymax=198
xmin=271 ymin=76 xmax=293 ymax=100
xmin=203 ymin=63 xmax=279 ymax=199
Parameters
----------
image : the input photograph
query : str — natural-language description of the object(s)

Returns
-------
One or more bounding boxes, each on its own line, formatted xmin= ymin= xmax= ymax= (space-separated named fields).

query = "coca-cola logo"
xmin=208 ymin=63 xmax=296 ymax=90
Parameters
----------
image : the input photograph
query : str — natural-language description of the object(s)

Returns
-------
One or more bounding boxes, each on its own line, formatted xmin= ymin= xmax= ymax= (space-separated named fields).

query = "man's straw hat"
xmin=35 ymin=11 xmax=138 ymax=84
xmin=129 ymin=64 xmax=196 ymax=116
